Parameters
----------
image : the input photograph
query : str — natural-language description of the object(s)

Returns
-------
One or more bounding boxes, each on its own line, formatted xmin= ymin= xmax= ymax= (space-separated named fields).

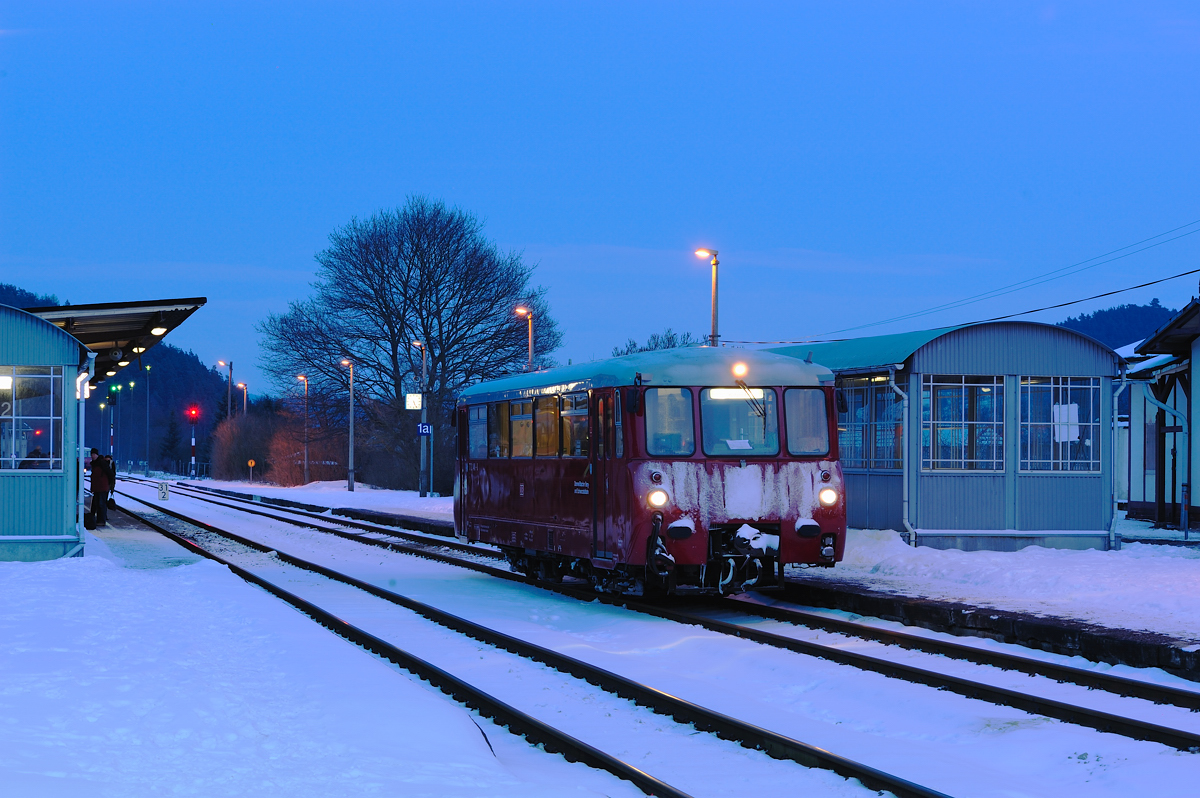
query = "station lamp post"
xmin=217 ymin=360 xmax=233 ymax=417
xmin=296 ymin=375 xmax=309 ymax=485
xmin=113 ymin=384 xmax=122 ymax=465
xmin=143 ymin=366 xmax=151 ymax=476
xmin=236 ymin=382 xmax=248 ymax=415
xmin=340 ymin=359 xmax=355 ymax=492
xmin=514 ymin=306 xmax=534 ymax=371
xmin=99 ymin=401 xmax=108 ymax=455
xmin=411 ymin=341 xmax=429 ymax=497
xmin=128 ymin=380 xmax=136 ymax=473
xmin=694 ymin=248 xmax=720 ymax=347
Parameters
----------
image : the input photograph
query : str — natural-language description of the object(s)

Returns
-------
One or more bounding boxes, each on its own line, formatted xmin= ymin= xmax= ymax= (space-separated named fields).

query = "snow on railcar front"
xmin=454 ymin=347 xmax=845 ymax=595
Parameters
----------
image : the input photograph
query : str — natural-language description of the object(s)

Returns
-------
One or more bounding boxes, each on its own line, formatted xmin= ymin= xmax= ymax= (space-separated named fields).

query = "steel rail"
xmin=114 ymin=484 xmax=1200 ymax=746
xmin=122 ymin=476 xmax=490 ymax=558
xmin=113 ymin=505 xmax=691 ymax=798
xmin=114 ymin=494 xmax=952 ymax=798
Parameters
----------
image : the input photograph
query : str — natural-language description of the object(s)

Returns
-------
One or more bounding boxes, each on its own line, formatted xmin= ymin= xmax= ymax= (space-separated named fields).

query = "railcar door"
xmin=591 ymin=389 xmax=616 ymax=559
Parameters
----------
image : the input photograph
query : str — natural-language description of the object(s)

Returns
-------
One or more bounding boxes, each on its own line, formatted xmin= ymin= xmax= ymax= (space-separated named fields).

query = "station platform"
xmin=86 ymin=499 xmax=202 ymax=569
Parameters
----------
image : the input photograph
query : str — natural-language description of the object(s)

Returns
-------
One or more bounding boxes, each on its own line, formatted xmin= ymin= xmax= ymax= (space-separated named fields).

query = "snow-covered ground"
xmin=799 ymin=518 xmax=1200 ymax=642
xmin=180 ymin=479 xmax=454 ymax=523
xmin=0 ymin=528 xmax=640 ymax=798
xmin=102 ymin=483 xmax=1200 ymax=796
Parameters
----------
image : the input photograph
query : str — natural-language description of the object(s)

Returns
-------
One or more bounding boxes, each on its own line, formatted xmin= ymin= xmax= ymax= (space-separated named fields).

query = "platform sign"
xmin=418 ymin=423 xmax=432 ymax=436
xmin=158 ymin=482 xmax=169 ymax=501
xmin=406 ymin=393 xmax=423 ymax=410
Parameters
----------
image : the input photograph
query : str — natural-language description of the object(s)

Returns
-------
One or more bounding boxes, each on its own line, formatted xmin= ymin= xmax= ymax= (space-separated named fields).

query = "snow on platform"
xmin=0 ymin=525 xmax=635 ymax=797
xmin=799 ymin=517 xmax=1200 ymax=642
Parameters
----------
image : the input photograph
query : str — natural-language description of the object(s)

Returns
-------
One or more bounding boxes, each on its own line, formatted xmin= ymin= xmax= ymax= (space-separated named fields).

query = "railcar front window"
xmin=645 ymin=388 xmax=695 ymax=456
xmin=784 ymin=389 xmax=829 ymax=456
xmin=700 ymin=387 xmax=778 ymax=456
xmin=0 ymin=366 xmax=63 ymax=471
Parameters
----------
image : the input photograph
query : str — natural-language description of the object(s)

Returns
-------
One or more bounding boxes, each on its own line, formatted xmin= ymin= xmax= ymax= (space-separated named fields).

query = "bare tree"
xmin=258 ymin=197 xmax=561 ymax=490
xmin=612 ymin=328 xmax=703 ymax=357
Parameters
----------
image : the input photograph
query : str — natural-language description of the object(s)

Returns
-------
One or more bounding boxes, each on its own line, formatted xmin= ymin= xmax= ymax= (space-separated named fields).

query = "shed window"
xmin=836 ymin=377 xmax=902 ymax=469
xmin=0 ymin=366 xmax=64 ymax=471
xmin=1020 ymin=377 xmax=1100 ymax=472
xmin=467 ymin=405 xmax=488 ymax=459
xmin=921 ymin=375 xmax=1004 ymax=471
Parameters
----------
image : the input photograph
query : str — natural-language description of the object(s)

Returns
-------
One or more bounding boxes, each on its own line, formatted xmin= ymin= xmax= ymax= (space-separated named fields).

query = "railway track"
xmin=112 ymin=489 xmax=949 ymax=798
xmin=124 ymin=478 xmax=1200 ymax=730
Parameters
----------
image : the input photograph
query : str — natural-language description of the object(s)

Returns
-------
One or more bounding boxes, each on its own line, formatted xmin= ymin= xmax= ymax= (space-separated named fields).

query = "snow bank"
xmin=801 ymin=527 xmax=1200 ymax=641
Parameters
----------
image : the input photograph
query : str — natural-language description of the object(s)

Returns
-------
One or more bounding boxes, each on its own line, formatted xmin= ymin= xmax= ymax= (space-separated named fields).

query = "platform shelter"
xmin=772 ymin=322 xmax=1122 ymax=551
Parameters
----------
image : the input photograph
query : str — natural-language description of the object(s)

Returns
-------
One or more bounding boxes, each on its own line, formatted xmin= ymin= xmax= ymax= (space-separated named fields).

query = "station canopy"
xmin=24 ymin=297 xmax=206 ymax=387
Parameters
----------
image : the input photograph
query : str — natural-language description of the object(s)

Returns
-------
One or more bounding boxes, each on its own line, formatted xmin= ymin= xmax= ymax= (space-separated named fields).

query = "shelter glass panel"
xmin=561 ymin=393 xmax=589 ymax=458
xmin=921 ymin=375 xmax=1004 ymax=471
xmin=467 ymin=405 xmax=488 ymax=459
xmin=510 ymin=400 xmax=533 ymax=458
xmin=872 ymin=384 xmax=903 ymax=469
xmin=837 ymin=380 xmax=869 ymax=467
xmin=0 ymin=366 xmax=63 ymax=471
xmin=784 ymin=388 xmax=829 ymax=456
xmin=535 ymin=396 xmax=559 ymax=457
xmin=1020 ymin=377 xmax=1101 ymax=472
xmin=488 ymin=402 xmax=510 ymax=458
xmin=645 ymin=388 xmax=695 ymax=457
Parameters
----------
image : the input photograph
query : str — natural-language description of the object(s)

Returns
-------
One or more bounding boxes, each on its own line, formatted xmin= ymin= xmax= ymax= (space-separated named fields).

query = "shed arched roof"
xmin=769 ymin=321 xmax=1120 ymax=376
xmin=0 ymin=304 xmax=88 ymax=366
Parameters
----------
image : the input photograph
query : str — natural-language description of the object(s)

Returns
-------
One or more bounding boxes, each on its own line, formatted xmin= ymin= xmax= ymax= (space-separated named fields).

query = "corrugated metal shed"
xmin=0 ymin=305 xmax=90 ymax=561
xmin=772 ymin=321 xmax=1123 ymax=552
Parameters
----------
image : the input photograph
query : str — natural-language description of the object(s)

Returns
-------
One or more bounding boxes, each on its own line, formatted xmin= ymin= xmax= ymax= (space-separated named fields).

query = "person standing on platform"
xmin=89 ymin=447 xmax=111 ymax=527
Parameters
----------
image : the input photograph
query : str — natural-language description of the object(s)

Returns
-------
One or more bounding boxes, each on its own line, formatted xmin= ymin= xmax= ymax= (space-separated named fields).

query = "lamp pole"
xmin=412 ymin=342 xmax=428 ymax=497
xmin=115 ymin=384 xmax=122 ymax=467
xmin=218 ymin=360 xmax=233 ymax=418
xmin=144 ymin=365 xmax=151 ymax=476
xmin=694 ymin=249 xmax=719 ymax=347
xmin=237 ymin=383 xmax=248 ymax=415
xmin=297 ymin=375 xmax=309 ymax=485
xmin=515 ymin=307 xmax=534 ymax=371
xmin=341 ymin=359 xmax=355 ymax=492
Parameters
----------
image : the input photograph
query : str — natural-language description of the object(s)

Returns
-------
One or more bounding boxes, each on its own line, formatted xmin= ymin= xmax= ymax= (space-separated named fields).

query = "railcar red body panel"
xmin=454 ymin=349 xmax=845 ymax=595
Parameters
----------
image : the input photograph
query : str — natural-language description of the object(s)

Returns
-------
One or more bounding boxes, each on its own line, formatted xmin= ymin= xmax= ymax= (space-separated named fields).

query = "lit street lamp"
xmin=236 ymin=382 xmax=248 ymax=415
xmin=217 ymin=360 xmax=233 ymax=417
xmin=297 ymin=375 xmax=309 ymax=485
xmin=411 ymin=341 xmax=429 ymax=497
xmin=128 ymin=380 xmax=135 ymax=473
xmin=694 ymin=248 xmax=720 ymax=347
xmin=340 ymin=359 xmax=355 ymax=492
xmin=514 ymin=306 xmax=534 ymax=371
xmin=144 ymin=365 xmax=151 ymax=476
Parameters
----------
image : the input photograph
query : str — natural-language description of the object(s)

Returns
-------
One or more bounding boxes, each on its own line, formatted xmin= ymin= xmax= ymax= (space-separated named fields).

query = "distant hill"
xmin=1056 ymin=299 xmax=1177 ymax=349
xmin=0 ymin=282 xmax=62 ymax=308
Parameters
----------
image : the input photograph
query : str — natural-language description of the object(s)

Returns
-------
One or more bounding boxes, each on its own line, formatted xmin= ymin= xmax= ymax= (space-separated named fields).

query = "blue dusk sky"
xmin=2 ymin=2 xmax=1198 ymax=392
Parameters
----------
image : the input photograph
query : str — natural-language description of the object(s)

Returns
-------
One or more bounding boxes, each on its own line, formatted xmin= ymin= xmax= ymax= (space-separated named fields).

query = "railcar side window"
xmin=488 ymin=402 xmax=510 ymax=458
xmin=700 ymin=387 xmax=779 ymax=456
xmin=561 ymin=392 xmax=589 ymax=457
xmin=614 ymin=390 xmax=624 ymax=458
xmin=468 ymin=405 xmax=488 ymax=459
xmin=645 ymin=388 xmax=695 ymax=456
xmin=511 ymin=400 xmax=533 ymax=458
xmin=784 ymin=389 xmax=830 ymax=456
xmin=535 ymin=396 xmax=559 ymax=457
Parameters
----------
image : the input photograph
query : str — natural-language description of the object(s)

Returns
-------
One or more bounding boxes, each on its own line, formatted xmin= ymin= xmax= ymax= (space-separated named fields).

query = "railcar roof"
xmin=459 ymin=346 xmax=834 ymax=403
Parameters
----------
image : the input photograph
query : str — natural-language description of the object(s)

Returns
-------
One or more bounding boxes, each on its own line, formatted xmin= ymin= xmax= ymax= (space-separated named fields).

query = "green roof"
xmin=459 ymin=346 xmax=833 ymax=403
xmin=769 ymin=326 xmax=964 ymax=372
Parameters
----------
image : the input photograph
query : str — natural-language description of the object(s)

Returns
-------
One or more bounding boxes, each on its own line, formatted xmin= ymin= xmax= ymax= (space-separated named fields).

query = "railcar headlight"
xmin=818 ymin=488 xmax=839 ymax=506
xmin=648 ymin=489 xmax=669 ymax=508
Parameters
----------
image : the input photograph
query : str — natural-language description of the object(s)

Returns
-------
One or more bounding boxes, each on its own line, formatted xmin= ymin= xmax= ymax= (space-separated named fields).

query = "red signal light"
xmin=187 ymin=406 xmax=199 ymax=421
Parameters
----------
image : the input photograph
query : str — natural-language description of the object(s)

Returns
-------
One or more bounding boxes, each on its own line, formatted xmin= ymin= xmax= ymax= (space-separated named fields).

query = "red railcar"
xmin=454 ymin=347 xmax=845 ymax=595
